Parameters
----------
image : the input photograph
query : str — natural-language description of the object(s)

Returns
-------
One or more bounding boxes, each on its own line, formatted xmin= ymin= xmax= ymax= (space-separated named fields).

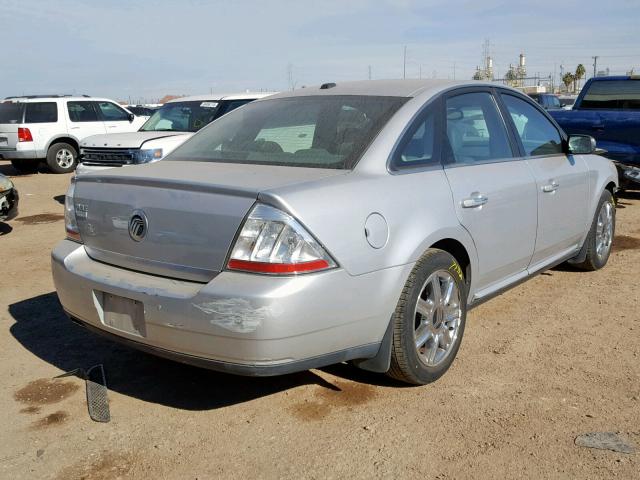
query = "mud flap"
xmin=55 ymin=364 xmax=110 ymax=423
xmin=352 ymin=318 xmax=393 ymax=373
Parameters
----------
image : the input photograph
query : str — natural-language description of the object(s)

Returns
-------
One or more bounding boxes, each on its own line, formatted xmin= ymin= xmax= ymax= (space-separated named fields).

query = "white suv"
xmin=0 ymin=95 xmax=147 ymax=173
xmin=76 ymin=93 xmax=275 ymax=175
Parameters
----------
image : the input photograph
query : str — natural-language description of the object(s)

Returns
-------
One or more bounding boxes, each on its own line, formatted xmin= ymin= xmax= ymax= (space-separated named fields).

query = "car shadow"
xmin=618 ymin=190 xmax=640 ymax=201
xmin=53 ymin=195 xmax=65 ymax=205
xmin=0 ymin=222 xmax=12 ymax=235
xmin=8 ymin=292 xmax=393 ymax=411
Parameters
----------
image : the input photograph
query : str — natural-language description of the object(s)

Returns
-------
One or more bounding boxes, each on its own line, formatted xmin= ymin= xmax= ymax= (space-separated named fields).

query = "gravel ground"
xmin=1 ymin=160 xmax=638 ymax=479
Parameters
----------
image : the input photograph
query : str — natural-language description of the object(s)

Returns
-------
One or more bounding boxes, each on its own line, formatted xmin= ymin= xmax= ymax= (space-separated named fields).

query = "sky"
xmin=1 ymin=0 xmax=638 ymax=102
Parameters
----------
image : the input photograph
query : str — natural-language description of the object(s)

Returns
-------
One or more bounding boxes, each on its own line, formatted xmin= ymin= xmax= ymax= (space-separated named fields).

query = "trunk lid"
xmin=74 ymin=160 xmax=346 ymax=282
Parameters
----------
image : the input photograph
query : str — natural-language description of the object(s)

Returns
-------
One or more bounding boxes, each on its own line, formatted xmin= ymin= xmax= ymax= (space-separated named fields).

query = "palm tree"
xmin=562 ymin=72 xmax=575 ymax=93
xmin=575 ymin=64 xmax=586 ymax=92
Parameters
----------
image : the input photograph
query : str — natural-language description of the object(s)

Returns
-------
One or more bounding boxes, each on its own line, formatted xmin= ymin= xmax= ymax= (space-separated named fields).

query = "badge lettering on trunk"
xmin=128 ymin=210 xmax=148 ymax=242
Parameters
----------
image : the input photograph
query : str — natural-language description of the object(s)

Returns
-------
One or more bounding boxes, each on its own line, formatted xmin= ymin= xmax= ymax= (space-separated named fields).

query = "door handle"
xmin=542 ymin=180 xmax=559 ymax=193
xmin=108 ymin=126 xmax=117 ymax=129
xmin=462 ymin=192 xmax=489 ymax=208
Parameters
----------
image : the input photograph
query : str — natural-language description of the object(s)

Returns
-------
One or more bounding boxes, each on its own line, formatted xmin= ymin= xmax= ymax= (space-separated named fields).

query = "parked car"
xmin=76 ymin=93 xmax=274 ymax=175
xmin=0 ymin=95 xmax=146 ymax=174
xmin=528 ymin=93 xmax=562 ymax=110
xmin=0 ymin=173 xmax=19 ymax=221
xmin=53 ymin=80 xmax=618 ymax=385
xmin=550 ymin=75 xmax=640 ymax=188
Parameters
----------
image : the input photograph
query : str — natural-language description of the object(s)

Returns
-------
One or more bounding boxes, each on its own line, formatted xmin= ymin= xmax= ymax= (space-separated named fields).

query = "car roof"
xmin=263 ymin=79 xmax=494 ymax=100
xmin=167 ymin=93 xmax=276 ymax=103
xmin=2 ymin=96 xmax=119 ymax=103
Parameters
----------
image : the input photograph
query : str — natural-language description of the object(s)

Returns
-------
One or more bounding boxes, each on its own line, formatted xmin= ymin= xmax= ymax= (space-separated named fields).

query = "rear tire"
xmin=572 ymin=190 xmax=615 ymax=271
xmin=46 ymin=143 xmax=77 ymax=174
xmin=10 ymin=159 xmax=40 ymax=174
xmin=387 ymin=249 xmax=467 ymax=385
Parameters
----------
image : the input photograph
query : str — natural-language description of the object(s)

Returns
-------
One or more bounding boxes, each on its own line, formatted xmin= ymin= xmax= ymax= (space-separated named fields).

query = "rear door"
xmin=67 ymin=101 xmax=107 ymax=140
xmin=24 ymin=101 xmax=59 ymax=154
xmin=96 ymin=101 xmax=138 ymax=133
xmin=498 ymin=92 xmax=589 ymax=269
xmin=442 ymin=89 xmax=538 ymax=295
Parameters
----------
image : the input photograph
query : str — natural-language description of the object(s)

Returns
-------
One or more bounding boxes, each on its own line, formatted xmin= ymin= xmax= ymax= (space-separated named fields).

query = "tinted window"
xmin=140 ymin=101 xmax=221 ymax=132
xmin=67 ymin=101 xmax=99 ymax=122
xmin=445 ymin=92 xmax=513 ymax=164
xmin=0 ymin=102 xmax=23 ymax=124
xmin=501 ymin=94 xmax=563 ymax=156
xmin=547 ymin=96 xmax=561 ymax=108
xmin=218 ymin=99 xmax=253 ymax=116
xmin=393 ymin=109 xmax=436 ymax=168
xmin=580 ymin=80 xmax=640 ymax=110
xmin=170 ymin=95 xmax=408 ymax=169
xmin=97 ymin=102 xmax=129 ymax=121
xmin=24 ymin=102 xmax=57 ymax=123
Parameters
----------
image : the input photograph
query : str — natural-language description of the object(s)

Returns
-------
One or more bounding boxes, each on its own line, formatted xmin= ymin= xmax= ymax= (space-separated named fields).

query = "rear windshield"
xmin=580 ymin=80 xmax=640 ymax=110
xmin=0 ymin=102 xmax=24 ymax=124
xmin=140 ymin=101 xmax=221 ymax=132
xmin=169 ymin=95 xmax=408 ymax=169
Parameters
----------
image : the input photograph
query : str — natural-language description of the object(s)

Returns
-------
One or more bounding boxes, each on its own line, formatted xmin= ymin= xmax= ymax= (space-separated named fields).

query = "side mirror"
xmin=128 ymin=113 xmax=135 ymax=122
xmin=568 ymin=135 xmax=596 ymax=155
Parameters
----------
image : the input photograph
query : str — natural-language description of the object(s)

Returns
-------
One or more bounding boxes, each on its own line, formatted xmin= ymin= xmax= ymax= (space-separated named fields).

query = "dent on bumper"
xmin=52 ymin=240 xmax=412 ymax=371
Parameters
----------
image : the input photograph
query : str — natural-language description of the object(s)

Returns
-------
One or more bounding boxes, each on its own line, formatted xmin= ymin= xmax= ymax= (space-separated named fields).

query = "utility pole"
xmin=453 ymin=62 xmax=456 ymax=80
xmin=592 ymin=56 xmax=599 ymax=78
xmin=403 ymin=46 xmax=407 ymax=79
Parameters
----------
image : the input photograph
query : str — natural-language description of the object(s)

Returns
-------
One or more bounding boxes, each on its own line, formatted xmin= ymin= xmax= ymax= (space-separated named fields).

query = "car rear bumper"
xmin=52 ymin=240 xmax=410 ymax=375
xmin=0 ymin=148 xmax=37 ymax=160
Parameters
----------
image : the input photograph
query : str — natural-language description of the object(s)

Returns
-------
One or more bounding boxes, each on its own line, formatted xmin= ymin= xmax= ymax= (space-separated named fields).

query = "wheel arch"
xmin=46 ymin=135 xmax=80 ymax=155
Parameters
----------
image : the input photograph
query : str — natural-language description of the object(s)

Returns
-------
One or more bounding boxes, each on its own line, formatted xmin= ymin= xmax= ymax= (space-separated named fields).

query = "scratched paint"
xmin=193 ymin=298 xmax=281 ymax=333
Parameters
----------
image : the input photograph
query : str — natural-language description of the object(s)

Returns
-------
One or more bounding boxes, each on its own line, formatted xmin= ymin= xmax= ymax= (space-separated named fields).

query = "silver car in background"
xmin=52 ymin=80 xmax=618 ymax=385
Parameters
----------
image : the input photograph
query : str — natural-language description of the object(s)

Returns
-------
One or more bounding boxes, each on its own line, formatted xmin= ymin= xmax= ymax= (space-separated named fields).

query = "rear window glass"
xmin=25 ymin=102 xmax=58 ymax=123
xmin=0 ymin=102 xmax=24 ymax=124
xmin=169 ymin=95 xmax=408 ymax=169
xmin=580 ymin=80 xmax=640 ymax=110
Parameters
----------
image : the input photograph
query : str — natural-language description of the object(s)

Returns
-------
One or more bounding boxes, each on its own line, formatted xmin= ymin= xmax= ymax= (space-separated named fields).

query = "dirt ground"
xmin=1 ymin=160 xmax=638 ymax=480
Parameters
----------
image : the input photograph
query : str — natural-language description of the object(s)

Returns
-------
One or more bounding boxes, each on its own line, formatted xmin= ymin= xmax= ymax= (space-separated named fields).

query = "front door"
xmin=96 ymin=101 xmax=140 ymax=133
xmin=442 ymin=90 xmax=538 ymax=295
xmin=66 ymin=101 xmax=107 ymax=140
xmin=498 ymin=93 xmax=589 ymax=269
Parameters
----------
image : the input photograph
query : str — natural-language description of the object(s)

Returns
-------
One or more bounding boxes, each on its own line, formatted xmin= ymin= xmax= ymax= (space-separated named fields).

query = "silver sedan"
xmin=52 ymin=80 xmax=618 ymax=385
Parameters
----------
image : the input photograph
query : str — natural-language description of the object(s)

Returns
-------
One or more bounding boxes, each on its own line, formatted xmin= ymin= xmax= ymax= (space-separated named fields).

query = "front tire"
xmin=572 ymin=190 xmax=615 ymax=271
xmin=387 ymin=249 xmax=467 ymax=385
xmin=46 ymin=143 xmax=77 ymax=174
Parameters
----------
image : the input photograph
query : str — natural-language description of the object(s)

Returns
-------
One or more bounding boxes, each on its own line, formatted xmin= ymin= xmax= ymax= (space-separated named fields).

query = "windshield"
xmin=169 ymin=95 xmax=408 ymax=169
xmin=0 ymin=102 xmax=24 ymax=124
xmin=580 ymin=80 xmax=640 ymax=110
xmin=139 ymin=101 xmax=221 ymax=132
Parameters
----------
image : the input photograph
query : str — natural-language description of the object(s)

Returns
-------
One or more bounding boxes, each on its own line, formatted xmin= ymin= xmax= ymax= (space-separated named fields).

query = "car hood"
xmin=80 ymin=131 xmax=191 ymax=149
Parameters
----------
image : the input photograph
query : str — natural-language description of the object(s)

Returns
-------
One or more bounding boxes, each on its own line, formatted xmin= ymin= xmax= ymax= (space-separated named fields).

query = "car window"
xmin=0 ymin=102 xmax=24 ymax=124
xmin=24 ymin=102 xmax=58 ymax=123
xmin=580 ymin=80 xmax=640 ymax=110
xmin=548 ymin=96 xmax=561 ymax=108
xmin=501 ymin=94 xmax=563 ymax=156
xmin=170 ymin=95 xmax=408 ymax=169
xmin=97 ymin=102 xmax=130 ymax=121
xmin=67 ymin=101 xmax=99 ymax=122
xmin=140 ymin=101 xmax=221 ymax=132
xmin=392 ymin=109 xmax=437 ymax=168
xmin=445 ymin=92 xmax=513 ymax=164
xmin=218 ymin=99 xmax=253 ymax=116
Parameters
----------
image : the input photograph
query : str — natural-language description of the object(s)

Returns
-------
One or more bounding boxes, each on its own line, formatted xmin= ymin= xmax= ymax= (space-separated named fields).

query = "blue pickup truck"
xmin=550 ymin=76 xmax=640 ymax=188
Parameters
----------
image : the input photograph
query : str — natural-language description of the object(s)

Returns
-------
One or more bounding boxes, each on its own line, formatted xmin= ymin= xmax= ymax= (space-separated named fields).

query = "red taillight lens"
xmin=228 ymin=259 xmax=330 ymax=274
xmin=18 ymin=127 xmax=33 ymax=142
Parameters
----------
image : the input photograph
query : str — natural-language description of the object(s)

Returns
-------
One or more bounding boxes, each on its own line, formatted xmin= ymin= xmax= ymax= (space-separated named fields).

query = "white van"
xmin=0 ymin=95 xmax=146 ymax=173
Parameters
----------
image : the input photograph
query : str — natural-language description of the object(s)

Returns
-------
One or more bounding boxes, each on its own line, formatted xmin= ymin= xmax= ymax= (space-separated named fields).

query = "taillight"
xmin=18 ymin=127 xmax=33 ymax=142
xmin=227 ymin=204 xmax=336 ymax=275
xmin=64 ymin=180 xmax=82 ymax=243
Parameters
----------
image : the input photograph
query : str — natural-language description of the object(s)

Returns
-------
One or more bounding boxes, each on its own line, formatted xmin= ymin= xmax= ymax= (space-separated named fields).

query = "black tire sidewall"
xmin=397 ymin=250 xmax=468 ymax=384
xmin=46 ymin=143 xmax=77 ymax=174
